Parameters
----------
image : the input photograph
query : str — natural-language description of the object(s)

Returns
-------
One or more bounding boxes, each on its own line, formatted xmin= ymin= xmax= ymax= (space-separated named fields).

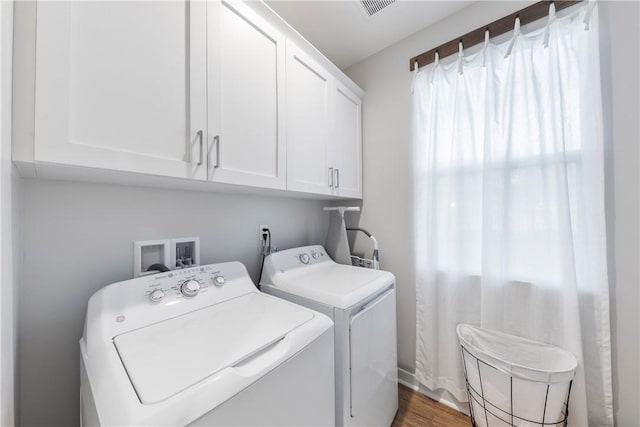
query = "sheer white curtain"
xmin=412 ymin=4 xmax=613 ymax=426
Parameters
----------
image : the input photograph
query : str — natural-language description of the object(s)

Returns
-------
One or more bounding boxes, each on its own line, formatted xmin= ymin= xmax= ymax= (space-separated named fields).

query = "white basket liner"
xmin=457 ymin=324 xmax=578 ymax=384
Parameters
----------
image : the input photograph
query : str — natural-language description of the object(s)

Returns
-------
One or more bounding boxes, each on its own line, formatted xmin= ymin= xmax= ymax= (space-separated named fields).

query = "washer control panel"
xmin=143 ymin=265 xmax=229 ymax=304
xmin=86 ymin=261 xmax=258 ymax=341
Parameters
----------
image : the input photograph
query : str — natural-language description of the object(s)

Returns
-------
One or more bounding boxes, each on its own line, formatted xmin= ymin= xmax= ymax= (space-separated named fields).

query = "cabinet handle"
xmin=207 ymin=136 xmax=212 ymax=180
xmin=197 ymin=130 xmax=204 ymax=166
xmin=335 ymin=168 xmax=340 ymax=188
xmin=214 ymin=135 xmax=220 ymax=168
xmin=328 ymin=167 xmax=334 ymax=187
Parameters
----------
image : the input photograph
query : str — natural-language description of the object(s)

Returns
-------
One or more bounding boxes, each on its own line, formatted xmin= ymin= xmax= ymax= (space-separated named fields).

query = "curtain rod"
xmin=408 ymin=0 xmax=583 ymax=71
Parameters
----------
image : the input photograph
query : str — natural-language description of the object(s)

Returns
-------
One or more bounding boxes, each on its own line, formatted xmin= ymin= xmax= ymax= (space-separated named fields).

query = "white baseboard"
xmin=397 ymin=368 xmax=470 ymax=416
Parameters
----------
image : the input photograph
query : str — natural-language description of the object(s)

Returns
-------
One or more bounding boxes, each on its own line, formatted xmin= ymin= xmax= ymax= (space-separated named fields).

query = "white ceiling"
xmin=265 ymin=0 xmax=474 ymax=70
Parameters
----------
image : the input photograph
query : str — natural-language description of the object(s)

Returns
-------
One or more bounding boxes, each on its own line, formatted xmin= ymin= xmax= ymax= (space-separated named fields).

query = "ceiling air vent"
xmin=360 ymin=0 xmax=396 ymax=17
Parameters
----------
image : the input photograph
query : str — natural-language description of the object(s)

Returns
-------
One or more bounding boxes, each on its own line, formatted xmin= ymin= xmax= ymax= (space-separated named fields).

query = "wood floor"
xmin=392 ymin=384 xmax=471 ymax=427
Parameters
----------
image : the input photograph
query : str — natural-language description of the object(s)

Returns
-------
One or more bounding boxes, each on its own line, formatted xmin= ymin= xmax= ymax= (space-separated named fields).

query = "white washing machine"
xmin=80 ymin=262 xmax=335 ymax=426
xmin=260 ymin=245 xmax=398 ymax=427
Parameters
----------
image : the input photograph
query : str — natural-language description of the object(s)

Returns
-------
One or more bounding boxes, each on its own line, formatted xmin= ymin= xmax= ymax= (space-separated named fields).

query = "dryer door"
xmin=349 ymin=288 xmax=398 ymax=425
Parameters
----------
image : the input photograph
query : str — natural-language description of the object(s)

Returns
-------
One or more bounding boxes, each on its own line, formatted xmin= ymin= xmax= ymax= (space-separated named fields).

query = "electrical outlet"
xmin=259 ymin=224 xmax=269 ymax=242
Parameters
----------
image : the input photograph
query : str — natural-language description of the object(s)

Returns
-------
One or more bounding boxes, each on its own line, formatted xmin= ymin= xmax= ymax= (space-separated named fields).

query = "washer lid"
xmin=266 ymin=263 xmax=395 ymax=309
xmin=113 ymin=292 xmax=314 ymax=404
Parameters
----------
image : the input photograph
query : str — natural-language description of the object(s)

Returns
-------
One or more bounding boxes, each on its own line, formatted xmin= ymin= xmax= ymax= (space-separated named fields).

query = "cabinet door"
xmin=34 ymin=1 xmax=207 ymax=180
xmin=331 ymin=81 xmax=363 ymax=199
xmin=285 ymin=42 xmax=332 ymax=195
xmin=207 ymin=1 xmax=286 ymax=189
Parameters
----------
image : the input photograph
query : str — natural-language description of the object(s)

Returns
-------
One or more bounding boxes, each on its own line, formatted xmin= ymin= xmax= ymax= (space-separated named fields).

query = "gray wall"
xmin=344 ymin=1 xmax=639 ymax=424
xmin=1 ymin=0 xmax=20 ymax=424
xmin=9 ymin=168 xmax=20 ymax=427
xmin=600 ymin=2 xmax=640 ymax=425
xmin=19 ymin=179 xmax=329 ymax=426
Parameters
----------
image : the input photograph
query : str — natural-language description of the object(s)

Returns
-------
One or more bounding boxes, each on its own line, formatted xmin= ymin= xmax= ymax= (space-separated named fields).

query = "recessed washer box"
xmin=170 ymin=237 xmax=200 ymax=270
xmin=133 ymin=237 xmax=201 ymax=277
xmin=133 ymin=239 xmax=171 ymax=278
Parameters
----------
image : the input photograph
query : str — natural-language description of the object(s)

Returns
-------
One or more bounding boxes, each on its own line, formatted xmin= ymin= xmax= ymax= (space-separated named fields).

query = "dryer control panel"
xmin=276 ymin=245 xmax=330 ymax=270
xmin=297 ymin=248 xmax=327 ymax=265
xmin=260 ymin=246 xmax=332 ymax=282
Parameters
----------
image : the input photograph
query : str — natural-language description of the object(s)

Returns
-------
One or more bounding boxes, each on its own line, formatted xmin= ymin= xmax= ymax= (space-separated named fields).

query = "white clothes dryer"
xmin=260 ymin=245 xmax=398 ymax=427
xmin=80 ymin=262 xmax=335 ymax=426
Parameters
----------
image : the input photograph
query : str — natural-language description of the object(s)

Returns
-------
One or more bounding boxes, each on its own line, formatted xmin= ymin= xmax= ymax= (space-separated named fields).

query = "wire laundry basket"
xmin=457 ymin=324 xmax=578 ymax=427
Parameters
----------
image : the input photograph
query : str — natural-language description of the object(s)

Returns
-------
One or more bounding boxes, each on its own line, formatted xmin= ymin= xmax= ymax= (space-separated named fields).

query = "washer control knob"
xmin=213 ymin=275 xmax=226 ymax=287
xmin=299 ymin=253 xmax=310 ymax=264
xmin=181 ymin=280 xmax=200 ymax=297
xmin=149 ymin=289 xmax=165 ymax=302
xmin=311 ymin=251 xmax=319 ymax=260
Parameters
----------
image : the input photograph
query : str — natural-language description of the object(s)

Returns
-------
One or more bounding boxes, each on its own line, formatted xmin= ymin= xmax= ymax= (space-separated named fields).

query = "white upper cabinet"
xmin=207 ymin=1 xmax=286 ymax=189
xmin=286 ymin=42 xmax=363 ymax=199
xmin=34 ymin=1 xmax=208 ymax=180
xmin=22 ymin=0 xmax=363 ymax=198
xmin=285 ymin=43 xmax=333 ymax=196
xmin=331 ymin=81 xmax=363 ymax=199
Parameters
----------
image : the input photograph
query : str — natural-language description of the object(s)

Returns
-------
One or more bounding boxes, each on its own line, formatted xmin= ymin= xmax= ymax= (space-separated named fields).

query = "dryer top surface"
xmin=261 ymin=245 xmax=395 ymax=309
